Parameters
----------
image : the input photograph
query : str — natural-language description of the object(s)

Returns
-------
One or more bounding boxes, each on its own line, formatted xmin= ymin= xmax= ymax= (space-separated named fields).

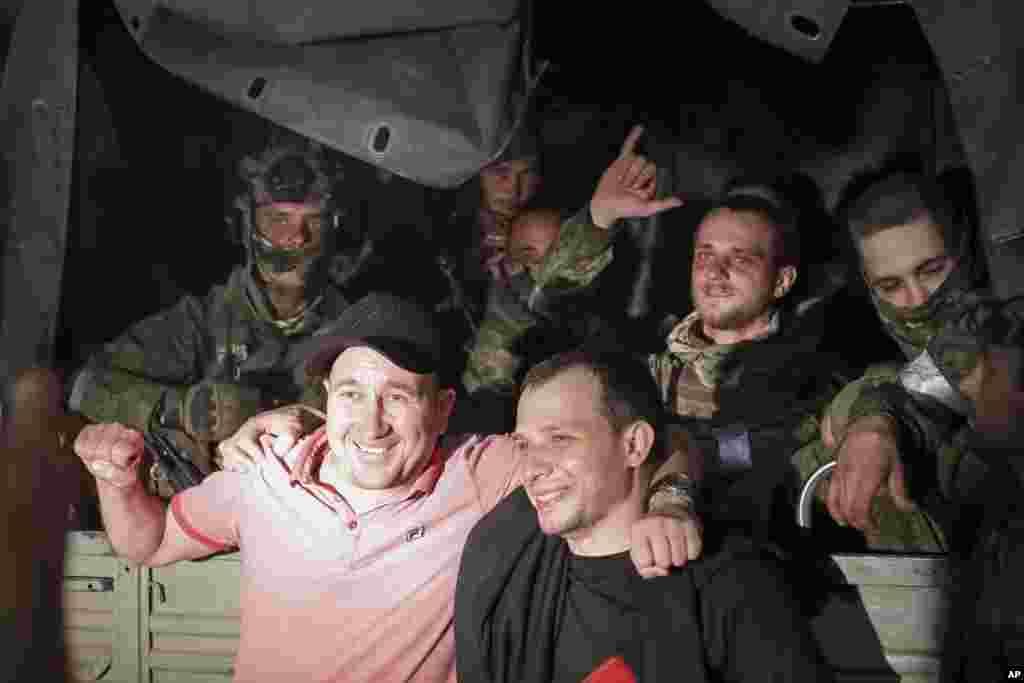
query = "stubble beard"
xmin=536 ymin=494 xmax=588 ymax=540
xmin=696 ymin=287 xmax=770 ymax=331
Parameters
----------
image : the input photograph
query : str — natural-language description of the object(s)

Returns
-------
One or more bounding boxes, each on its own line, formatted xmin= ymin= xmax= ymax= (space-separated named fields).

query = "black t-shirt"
xmin=455 ymin=488 xmax=835 ymax=683
xmin=553 ymin=552 xmax=650 ymax=682
xmin=551 ymin=549 xmax=832 ymax=683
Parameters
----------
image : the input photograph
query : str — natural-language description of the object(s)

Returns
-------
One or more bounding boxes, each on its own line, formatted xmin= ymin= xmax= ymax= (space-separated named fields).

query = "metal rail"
xmin=797 ymin=460 xmax=837 ymax=528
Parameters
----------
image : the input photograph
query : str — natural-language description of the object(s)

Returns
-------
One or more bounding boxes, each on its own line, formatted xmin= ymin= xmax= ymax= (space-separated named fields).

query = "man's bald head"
xmin=507 ymin=208 xmax=563 ymax=273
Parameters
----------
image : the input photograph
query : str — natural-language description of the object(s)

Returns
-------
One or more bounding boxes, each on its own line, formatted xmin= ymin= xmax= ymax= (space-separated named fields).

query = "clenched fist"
xmin=630 ymin=510 xmax=703 ymax=579
xmin=74 ymin=422 xmax=146 ymax=490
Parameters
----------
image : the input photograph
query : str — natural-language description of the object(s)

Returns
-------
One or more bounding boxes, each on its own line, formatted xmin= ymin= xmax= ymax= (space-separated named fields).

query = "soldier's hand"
xmin=630 ymin=510 xmax=703 ymax=579
xmin=589 ymin=125 xmax=683 ymax=229
xmin=181 ymin=382 xmax=264 ymax=442
xmin=827 ymin=415 xmax=915 ymax=534
xmin=74 ymin=423 xmax=145 ymax=490
xmin=217 ymin=404 xmax=315 ymax=473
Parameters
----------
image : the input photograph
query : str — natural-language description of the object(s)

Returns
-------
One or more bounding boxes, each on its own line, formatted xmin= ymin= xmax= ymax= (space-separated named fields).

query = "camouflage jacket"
xmin=832 ymin=293 xmax=1024 ymax=515
xmin=848 ymin=291 xmax=1024 ymax=428
xmin=792 ymin=293 xmax=1024 ymax=554
xmin=462 ymin=207 xmax=614 ymax=394
xmin=69 ymin=265 xmax=348 ymax=432
xmin=461 ymin=204 xmax=850 ymax=533
xmin=650 ymin=306 xmax=849 ymax=527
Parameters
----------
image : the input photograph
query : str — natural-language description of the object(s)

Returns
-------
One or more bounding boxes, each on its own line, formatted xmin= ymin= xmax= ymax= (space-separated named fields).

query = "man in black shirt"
xmin=455 ymin=349 xmax=833 ymax=683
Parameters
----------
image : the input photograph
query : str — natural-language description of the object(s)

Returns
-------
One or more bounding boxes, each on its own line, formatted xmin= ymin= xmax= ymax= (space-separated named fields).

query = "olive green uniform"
xmin=70 ymin=265 xmax=346 ymax=481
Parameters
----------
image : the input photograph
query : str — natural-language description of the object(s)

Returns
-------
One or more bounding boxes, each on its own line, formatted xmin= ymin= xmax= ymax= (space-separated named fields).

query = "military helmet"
xmin=234 ymin=133 xmax=348 ymax=277
xmin=238 ymin=137 xmax=342 ymax=208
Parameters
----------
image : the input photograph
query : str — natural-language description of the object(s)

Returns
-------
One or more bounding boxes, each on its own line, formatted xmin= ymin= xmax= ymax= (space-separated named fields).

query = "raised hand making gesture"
xmin=589 ymin=125 xmax=684 ymax=229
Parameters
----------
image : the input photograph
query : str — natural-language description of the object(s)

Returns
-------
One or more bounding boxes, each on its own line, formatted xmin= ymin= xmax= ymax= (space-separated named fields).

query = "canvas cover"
xmin=706 ymin=0 xmax=851 ymax=63
xmin=111 ymin=0 xmax=532 ymax=189
xmin=1 ymin=0 xmax=1022 ymax=389
xmin=703 ymin=0 xmax=1024 ymax=300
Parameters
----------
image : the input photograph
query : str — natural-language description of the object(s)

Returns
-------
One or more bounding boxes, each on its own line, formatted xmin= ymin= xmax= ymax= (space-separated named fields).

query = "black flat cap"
xmin=301 ymin=293 xmax=444 ymax=378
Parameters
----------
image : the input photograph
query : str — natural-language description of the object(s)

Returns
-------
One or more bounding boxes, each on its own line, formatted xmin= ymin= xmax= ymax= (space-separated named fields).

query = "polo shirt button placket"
xmin=347 ymin=519 xmax=358 ymax=531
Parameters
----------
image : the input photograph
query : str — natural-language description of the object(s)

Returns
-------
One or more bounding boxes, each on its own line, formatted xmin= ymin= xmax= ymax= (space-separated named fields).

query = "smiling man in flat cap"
xmin=74 ymin=291 xmax=701 ymax=683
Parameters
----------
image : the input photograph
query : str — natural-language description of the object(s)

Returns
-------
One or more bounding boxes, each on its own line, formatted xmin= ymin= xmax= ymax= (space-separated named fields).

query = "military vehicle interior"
xmin=1 ymin=1 xmax=1019 ymax=681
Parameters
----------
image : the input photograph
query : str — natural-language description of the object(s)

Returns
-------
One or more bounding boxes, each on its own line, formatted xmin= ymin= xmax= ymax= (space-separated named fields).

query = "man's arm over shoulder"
xmin=462 ymin=433 xmax=524 ymax=515
xmin=463 ymin=427 xmax=706 ymax=574
xmin=697 ymin=540 xmax=835 ymax=682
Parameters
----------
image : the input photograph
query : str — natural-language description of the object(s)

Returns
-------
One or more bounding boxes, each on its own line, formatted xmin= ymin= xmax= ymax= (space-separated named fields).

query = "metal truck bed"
xmin=62 ymin=531 xmax=949 ymax=682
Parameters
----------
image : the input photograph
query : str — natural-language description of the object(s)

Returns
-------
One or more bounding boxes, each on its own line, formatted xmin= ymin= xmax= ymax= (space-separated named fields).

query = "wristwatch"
xmin=648 ymin=473 xmax=702 ymax=516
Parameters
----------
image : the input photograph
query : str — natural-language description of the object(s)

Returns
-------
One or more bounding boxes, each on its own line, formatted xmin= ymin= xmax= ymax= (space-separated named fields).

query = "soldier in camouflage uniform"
xmin=68 ymin=133 xmax=351 ymax=494
xmin=456 ymin=125 xmax=680 ymax=430
xmin=639 ymin=189 xmax=851 ymax=540
xmin=463 ymin=208 xmax=558 ymax=395
xmin=462 ymin=207 xmax=617 ymax=397
xmin=800 ymin=171 xmax=1024 ymax=680
xmin=435 ymin=121 xmax=544 ymax=354
xmin=796 ymin=171 xmax=1024 ymax=552
xmin=464 ymin=126 xmax=854 ymax=544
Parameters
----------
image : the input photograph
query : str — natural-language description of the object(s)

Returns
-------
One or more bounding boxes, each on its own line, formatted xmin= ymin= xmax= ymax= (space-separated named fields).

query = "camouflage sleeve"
xmin=790 ymin=367 xmax=895 ymax=481
xmin=783 ymin=368 xmax=849 ymax=485
xmin=527 ymin=206 xmax=615 ymax=312
xmin=462 ymin=285 xmax=538 ymax=396
xmin=795 ymin=368 xmax=852 ymax=446
xmin=819 ymin=363 xmax=895 ymax=428
xmin=846 ymin=293 xmax=1024 ymax=459
xmin=927 ymin=293 xmax=1024 ymax=394
xmin=69 ymin=294 xmax=211 ymax=430
xmin=821 ymin=362 xmax=973 ymax=507
xmin=843 ymin=296 xmax=1024 ymax=507
xmin=792 ymin=367 xmax=957 ymax=552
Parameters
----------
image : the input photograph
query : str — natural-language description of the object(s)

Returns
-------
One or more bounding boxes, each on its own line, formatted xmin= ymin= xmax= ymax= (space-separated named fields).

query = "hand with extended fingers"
xmin=216 ymin=404 xmax=321 ymax=473
xmin=589 ymin=125 xmax=684 ymax=229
